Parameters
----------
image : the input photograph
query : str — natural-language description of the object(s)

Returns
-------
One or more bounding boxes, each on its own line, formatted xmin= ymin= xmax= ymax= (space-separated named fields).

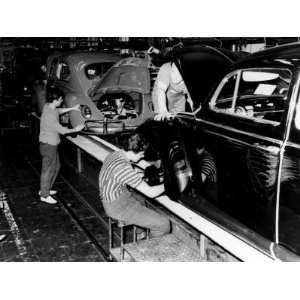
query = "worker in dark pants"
xmin=39 ymin=87 xmax=84 ymax=204
xmin=99 ymin=133 xmax=170 ymax=238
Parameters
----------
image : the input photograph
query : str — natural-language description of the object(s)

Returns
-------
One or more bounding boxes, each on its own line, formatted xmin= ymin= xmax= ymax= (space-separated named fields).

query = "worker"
xmin=191 ymin=136 xmax=218 ymax=202
xmin=99 ymin=132 xmax=170 ymax=238
xmin=152 ymin=60 xmax=193 ymax=121
xmin=39 ymin=87 xmax=84 ymax=204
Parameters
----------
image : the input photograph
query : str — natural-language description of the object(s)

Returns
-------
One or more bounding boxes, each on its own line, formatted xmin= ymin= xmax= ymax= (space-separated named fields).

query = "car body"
xmin=45 ymin=52 xmax=156 ymax=135
xmin=44 ymin=51 xmax=123 ymax=133
xmin=140 ymin=42 xmax=300 ymax=260
xmin=89 ymin=57 xmax=156 ymax=134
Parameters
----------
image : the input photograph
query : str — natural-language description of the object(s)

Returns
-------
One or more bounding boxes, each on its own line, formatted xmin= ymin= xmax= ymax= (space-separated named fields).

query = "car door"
xmin=195 ymin=67 xmax=293 ymax=241
xmin=278 ymin=70 xmax=300 ymax=256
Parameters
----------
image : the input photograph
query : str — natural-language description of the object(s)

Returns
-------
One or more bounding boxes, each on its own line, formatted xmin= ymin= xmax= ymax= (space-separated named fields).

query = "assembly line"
xmin=2 ymin=37 xmax=300 ymax=261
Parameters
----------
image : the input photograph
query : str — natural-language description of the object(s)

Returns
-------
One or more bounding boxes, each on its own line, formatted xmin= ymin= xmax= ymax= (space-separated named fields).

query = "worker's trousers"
xmin=102 ymin=190 xmax=170 ymax=237
xmin=40 ymin=142 xmax=60 ymax=198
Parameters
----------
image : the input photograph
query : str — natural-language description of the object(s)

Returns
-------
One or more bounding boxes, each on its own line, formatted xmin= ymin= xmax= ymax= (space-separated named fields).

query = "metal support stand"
xmin=77 ymin=148 xmax=83 ymax=173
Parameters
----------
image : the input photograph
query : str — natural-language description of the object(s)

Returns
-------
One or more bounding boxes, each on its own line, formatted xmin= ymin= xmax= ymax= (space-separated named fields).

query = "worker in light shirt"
xmin=39 ymin=87 xmax=84 ymax=204
xmin=152 ymin=62 xmax=194 ymax=121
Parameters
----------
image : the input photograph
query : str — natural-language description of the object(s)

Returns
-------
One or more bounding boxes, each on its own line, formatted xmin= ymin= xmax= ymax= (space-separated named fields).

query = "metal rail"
xmin=74 ymin=134 xmax=275 ymax=261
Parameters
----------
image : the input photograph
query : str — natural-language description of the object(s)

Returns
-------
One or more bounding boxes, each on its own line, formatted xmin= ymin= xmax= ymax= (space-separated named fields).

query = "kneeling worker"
xmin=99 ymin=133 xmax=170 ymax=238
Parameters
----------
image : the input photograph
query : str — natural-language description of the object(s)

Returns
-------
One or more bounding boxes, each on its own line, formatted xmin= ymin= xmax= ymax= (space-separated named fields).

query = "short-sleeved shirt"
xmin=39 ymin=103 xmax=69 ymax=145
xmin=152 ymin=62 xmax=189 ymax=114
xmin=99 ymin=150 xmax=143 ymax=203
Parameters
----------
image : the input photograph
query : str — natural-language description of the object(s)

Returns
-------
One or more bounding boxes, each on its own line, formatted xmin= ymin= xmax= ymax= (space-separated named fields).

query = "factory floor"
xmin=0 ymin=128 xmax=108 ymax=261
xmin=0 ymin=105 xmax=236 ymax=262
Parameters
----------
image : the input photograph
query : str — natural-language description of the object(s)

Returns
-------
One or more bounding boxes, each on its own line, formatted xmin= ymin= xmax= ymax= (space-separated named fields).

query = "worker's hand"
xmin=127 ymin=151 xmax=144 ymax=163
xmin=186 ymin=96 xmax=194 ymax=111
xmin=154 ymin=112 xmax=174 ymax=121
xmin=72 ymin=104 xmax=81 ymax=111
xmin=74 ymin=124 xmax=85 ymax=132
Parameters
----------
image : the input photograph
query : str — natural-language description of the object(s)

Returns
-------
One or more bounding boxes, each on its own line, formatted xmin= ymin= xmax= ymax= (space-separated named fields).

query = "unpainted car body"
xmin=45 ymin=53 xmax=155 ymax=135
xmin=45 ymin=51 xmax=122 ymax=133
xmin=140 ymin=43 xmax=300 ymax=260
xmin=89 ymin=57 xmax=155 ymax=134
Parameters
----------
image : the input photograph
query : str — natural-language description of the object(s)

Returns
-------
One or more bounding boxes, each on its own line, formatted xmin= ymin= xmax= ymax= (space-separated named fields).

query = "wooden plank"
xmin=123 ymin=234 xmax=203 ymax=262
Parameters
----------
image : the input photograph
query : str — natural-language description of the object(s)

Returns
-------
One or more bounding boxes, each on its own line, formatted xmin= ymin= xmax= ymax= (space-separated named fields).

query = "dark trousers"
xmin=103 ymin=190 xmax=170 ymax=237
xmin=40 ymin=142 xmax=60 ymax=197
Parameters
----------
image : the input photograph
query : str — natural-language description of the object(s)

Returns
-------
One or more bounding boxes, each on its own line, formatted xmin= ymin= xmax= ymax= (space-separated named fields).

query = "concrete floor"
xmin=0 ymin=128 xmax=108 ymax=261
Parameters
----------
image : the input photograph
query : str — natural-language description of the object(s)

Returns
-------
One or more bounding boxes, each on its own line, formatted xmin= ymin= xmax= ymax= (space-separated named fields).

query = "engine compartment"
xmin=96 ymin=92 xmax=142 ymax=120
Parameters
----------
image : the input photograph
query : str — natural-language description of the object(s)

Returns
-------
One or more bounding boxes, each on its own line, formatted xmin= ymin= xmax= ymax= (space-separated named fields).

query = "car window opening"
xmin=210 ymin=68 xmax=292 ymax=126
xmin=85 ymin=62 xmax=115 ymax=80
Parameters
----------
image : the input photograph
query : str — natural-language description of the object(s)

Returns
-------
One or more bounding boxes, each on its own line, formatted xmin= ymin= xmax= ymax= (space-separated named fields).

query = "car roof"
xmin=62 ymin=51 xmax=121 ymax=64
xmin=234 ymin=42 xmax=300 ymax=68
xmin=173 ymin=44 xmax=242 ymax=62
xmin=90 ymin=57 xmax=151 ymax=96
xmin=112 ymin=57 xmax=149 ymax=68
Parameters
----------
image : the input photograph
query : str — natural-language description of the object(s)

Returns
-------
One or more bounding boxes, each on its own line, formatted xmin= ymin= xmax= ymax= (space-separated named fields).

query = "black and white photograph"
xmin=1 ymin=1 xmax=299 ymax=299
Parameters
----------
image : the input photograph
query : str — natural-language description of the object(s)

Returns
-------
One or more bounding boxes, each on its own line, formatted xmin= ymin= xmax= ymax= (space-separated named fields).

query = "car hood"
xmin=90 ymin=57 xmax=150 ymax=97
xmin=173 ymin=45 xmax=242 ymax=110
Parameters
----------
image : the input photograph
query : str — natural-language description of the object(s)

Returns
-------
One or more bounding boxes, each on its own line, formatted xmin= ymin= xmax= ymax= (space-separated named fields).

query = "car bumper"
xmin=83 ymin=119 xmax=137 ymax=135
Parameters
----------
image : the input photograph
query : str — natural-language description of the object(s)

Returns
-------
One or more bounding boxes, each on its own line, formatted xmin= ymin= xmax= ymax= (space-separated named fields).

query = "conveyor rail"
xmin=66 ymin=133 xmax=274 ymax=261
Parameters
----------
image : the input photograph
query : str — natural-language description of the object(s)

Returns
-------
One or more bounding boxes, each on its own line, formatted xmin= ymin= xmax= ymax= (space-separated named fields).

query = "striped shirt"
xmin=199 ymin=150 xmax=217 ymax=183
xmin=99 ymin=150 xmax=143 ymax=203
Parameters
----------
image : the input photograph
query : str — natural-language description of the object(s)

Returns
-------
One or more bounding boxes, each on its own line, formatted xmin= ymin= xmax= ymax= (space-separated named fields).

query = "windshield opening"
xmin=85 ymin=62 xmax=115 ymax=80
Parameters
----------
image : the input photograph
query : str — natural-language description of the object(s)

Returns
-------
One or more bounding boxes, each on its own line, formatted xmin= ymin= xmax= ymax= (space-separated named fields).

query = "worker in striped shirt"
xmin=193 ymin=137 xmax=218 ymax=201
xmin=196 ymin=146 xmax=217 ymax=184
xmin=99 ymin=133 xmax=170 ymax=238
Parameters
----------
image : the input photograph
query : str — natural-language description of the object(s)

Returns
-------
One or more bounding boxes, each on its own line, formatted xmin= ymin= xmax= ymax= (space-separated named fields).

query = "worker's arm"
xmin=152 ymin=63 xmax=174 ymax=121
xmin=58 ymin=104 xmax=81 ymax=115
xmin=135 ymin=181 xmax=165 ymax=198
xmin=117 ymin=159 xmax=165 ymax=198
xmin=155 ymin=87 xmax=168 ymax=115
xmin=186 ymin=92 xmax=194 ymax=112
xmin=52 ymin=121 xmax=84 ymax=135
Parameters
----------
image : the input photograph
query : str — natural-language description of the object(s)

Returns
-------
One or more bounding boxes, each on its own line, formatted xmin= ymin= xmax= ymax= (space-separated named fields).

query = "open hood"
xmin=90 ymin=57 xmax=150 ymax=98
xmin=173 ymin=45 xmax=242 ymax=110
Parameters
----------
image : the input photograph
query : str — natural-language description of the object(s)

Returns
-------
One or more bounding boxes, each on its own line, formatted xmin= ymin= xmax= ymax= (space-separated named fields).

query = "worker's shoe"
xmin=38 ymin=190 xmax=57 ymax=196
xmin=0 ymin=234 xmax=6 ymax=242
xmin=40 ymin=195 xmax=57 ymax=204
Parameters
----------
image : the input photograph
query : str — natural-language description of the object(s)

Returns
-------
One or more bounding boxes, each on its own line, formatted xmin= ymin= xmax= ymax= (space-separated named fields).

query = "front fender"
xmin=64 ymin=93 xmax=103 ymax=128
